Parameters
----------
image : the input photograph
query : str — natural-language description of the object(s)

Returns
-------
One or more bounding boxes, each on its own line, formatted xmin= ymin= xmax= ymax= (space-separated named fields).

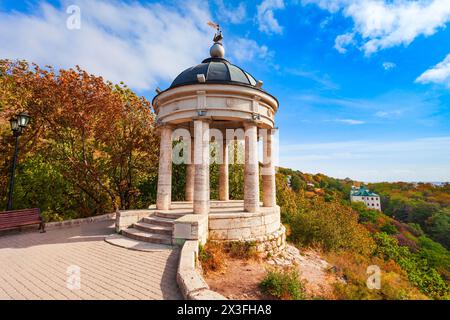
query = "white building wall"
xmin=351 ymin=195 xmax=382 ymax=211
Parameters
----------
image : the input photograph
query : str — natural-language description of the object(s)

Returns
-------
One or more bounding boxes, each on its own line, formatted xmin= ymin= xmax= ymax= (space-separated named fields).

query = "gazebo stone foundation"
xmin=116 ymin=200 xmax=286 ymax=256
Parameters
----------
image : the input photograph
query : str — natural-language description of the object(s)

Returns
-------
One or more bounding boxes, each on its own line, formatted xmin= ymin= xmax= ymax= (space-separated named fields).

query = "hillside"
xmin=274 ymin=167 xmax=450 ymax=299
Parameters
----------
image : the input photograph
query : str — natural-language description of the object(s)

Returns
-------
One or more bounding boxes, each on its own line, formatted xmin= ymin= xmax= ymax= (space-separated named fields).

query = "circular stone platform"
xmin=149 ymin=200 xmax=286 ymax=256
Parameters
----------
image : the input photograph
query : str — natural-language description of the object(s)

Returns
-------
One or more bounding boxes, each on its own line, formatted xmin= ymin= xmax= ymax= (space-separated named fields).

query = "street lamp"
xmin=6 ymin=112 xmax=31 ymax=211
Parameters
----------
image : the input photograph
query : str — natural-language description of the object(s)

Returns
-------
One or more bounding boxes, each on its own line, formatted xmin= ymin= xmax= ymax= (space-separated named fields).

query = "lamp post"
xmin=6 ymin=112 xmax=31 ymax=211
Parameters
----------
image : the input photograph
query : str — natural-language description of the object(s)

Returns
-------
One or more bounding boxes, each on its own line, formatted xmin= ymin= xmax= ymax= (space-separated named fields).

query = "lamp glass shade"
xmin=17 ymin=112 xmax=30 ymax=127
xmin=9 ymin=118 xmax=19 ymax=131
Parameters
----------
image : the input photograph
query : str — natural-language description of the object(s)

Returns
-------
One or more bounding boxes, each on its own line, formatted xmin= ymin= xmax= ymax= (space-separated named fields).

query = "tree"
xmin=0 ymin=60 xmax=158 ymax=217
xmin=290 ymin=174 xmax=304 ymax=192
xmin=426 ymin=208 xmax=450 ymax=250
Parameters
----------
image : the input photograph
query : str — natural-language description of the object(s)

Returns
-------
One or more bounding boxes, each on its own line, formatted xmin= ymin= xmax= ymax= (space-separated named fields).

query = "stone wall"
xmin=46 ymin=213 xmax=116 ymax=231
xmin=209 ymin=206 xmax=281 ymax=240
xmin=173 ymin=214 xmax=208 ymax=246
xmin=254 ymin=225 xmax=286 ymax=257
xmin=211 ymin=225 xmax=286 ymax=258
xmin=115 ymin=210 xmax=153 ymax=233
xmin=177 ymin=240 xmax=227 ymax=300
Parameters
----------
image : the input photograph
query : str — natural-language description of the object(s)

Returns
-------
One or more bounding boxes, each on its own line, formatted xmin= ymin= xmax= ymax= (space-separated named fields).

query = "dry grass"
xmin=199 ymin=240 xmax=260 ymax=275
xmin=199 ymin=241 xmax=227 ymax=274
xmin=226 ymin=241 xmax=260 ymax=260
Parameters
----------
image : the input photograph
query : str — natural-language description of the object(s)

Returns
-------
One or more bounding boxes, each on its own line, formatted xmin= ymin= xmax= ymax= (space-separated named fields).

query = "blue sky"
xmin=1 ymin=0 xmax=450 ymax=182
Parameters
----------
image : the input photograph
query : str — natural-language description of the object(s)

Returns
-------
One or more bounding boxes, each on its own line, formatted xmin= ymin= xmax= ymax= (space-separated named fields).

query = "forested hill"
xmin=277 ymin=167 xmax=449 ymax=250
xmin=275 ymin=167 xmax=450 ymax=299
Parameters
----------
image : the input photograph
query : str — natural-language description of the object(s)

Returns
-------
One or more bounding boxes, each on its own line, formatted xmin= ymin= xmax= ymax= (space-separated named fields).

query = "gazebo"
xmin=116 ymin=29 xmax=285 ymax=255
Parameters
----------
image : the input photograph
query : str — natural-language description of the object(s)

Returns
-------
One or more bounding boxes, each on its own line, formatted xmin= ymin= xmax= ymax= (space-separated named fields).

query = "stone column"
xmin=244 ymin=122 xmax=259 ymax=213
xmin=193 ymin=120 xmax=210 ymax=215
xmin=156 ymin=124 xmax=173 ymax=210
xmin=262 ymin=129 xmax=276 ymax=207
xmin=185 ymin=137 xmax=194 ymax=202
xmin=219 ymin=135 xmax=229 ymax=201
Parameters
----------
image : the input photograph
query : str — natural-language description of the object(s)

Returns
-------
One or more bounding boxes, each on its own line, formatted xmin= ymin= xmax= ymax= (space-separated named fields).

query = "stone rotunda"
xmin=116 ymin=29 xmax=285 ymax=255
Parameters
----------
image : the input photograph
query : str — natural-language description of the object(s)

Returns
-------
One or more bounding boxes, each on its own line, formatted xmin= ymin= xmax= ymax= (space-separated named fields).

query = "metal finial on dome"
xmin=207 ymin=21 xmax=225 ymax=58
xmin=210 ymin=42 xmax=225 ymax=58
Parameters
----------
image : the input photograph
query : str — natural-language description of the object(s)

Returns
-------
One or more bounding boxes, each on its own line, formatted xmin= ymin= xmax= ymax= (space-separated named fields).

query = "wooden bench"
xmin=0 ymin=208 xmax=46 ymax=233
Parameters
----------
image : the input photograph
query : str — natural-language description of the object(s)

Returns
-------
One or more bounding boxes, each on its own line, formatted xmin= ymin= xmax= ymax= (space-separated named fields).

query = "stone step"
xmin=133 ymin=222 xmax=172 ymax=235
xmin=142 ymin=216 xmax=174 ymax=227
xmin=121 ymin=228 xmax=172 ymax=245
xmin=155 ymin=211 xmax=189 ymax=219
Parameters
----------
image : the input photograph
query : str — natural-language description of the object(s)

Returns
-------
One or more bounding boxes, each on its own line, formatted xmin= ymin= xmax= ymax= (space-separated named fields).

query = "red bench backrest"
xmin=0 ymin=208 xmax=42 ymax=229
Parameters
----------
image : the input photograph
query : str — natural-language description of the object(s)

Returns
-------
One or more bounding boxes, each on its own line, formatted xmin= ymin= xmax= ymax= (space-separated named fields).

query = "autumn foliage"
xmin=0 ymin=60 xmax=158 ymax=218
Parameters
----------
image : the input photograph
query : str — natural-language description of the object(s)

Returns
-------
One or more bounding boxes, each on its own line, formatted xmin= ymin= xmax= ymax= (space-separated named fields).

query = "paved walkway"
xmin=0 ymin=220 xmax=182 ymax=300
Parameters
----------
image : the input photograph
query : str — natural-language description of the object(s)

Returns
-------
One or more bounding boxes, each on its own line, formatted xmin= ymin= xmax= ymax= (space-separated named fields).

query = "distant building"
xmin=306 ymin=182 xmax=315 ymax=190
xmin=350 ymin=186 xmax=381 ymax=211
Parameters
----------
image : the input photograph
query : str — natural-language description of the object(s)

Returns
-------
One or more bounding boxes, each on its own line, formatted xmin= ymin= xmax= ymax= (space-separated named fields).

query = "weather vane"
xmin=207 ymin=21 xmax=223 ymax=43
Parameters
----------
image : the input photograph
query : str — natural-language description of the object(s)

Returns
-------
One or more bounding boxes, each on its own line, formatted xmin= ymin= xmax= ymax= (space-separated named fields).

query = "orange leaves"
xmin=0 ymin=59 xmax=158 ymax=212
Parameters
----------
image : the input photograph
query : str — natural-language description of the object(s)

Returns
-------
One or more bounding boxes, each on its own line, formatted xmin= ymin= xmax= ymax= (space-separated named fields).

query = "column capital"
xmin=155 ymin=122 xmax=175 ymax=136
xmin=192 ymin=116 xmax=213 ymax=123
xmin=243 ymin=119 xmax=262 ymax=129
xmin=155 ymin=121 xmax=175 ymax=129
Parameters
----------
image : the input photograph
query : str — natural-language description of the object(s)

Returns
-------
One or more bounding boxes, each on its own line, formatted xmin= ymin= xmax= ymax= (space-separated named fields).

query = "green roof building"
xmin=350 ymin=186 xmax=381 ymax=211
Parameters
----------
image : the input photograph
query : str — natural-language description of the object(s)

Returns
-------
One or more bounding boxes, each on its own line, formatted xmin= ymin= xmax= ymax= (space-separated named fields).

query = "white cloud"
xmin=333 ymin=119 xmax=365 ymax=125
xmin=382 ymin=62 xmax=396 ymax=71
xmin=334 ymin=33 xmax=355 ymax=53
xmin=256 ymin=0 xmax=285 ymax=35
xmin=229 ymin=38 xmax=272 ymax=63
xmin=301 ymin=0 xmax=346 ymax=13
xmin=280 ymin=136 xmax=450 ymax=182
xmin=0 ymin=0 xmax=273 ymax=92
xmin=285 ymin=68 xmax=338 ymax=89
xmin=319 ymin=17 xmax=332 ymax=29
xmin=293 ymin=91 xmax=439 ymax=125
xmin=303 ymin=0 xmax=450 ymax=55
xmin=215 ymin=0 xmax=247 ymax=24
xmin=416 ymin=54 xmax=450 ymax=86
xmin=375 ymin=109 xmax=403 ymax=118
xmin=0 ymin=0 xmax=214 ymax=91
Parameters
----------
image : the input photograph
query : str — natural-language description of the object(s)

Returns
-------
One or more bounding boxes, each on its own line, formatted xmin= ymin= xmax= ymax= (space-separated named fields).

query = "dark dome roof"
xmin=170 ymin=57 xmax=258 ymax=89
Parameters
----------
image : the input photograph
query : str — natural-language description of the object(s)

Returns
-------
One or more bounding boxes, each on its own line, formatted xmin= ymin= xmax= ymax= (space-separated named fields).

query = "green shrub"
xmin=417 ymin=236 xmax=450 ymax=278
xmin=352 ymin=202 xmax=380 ymax=223
xmin=407 ymin=223 xmax=424 ymax=237
xmin=260 ymin=268 xmax=305 ymax=300
xmin=290 ymin=198 xmax=375 ymax=255
xmin=426 ymin=208 xmax=450 ymax=250
xmin=290 ymin=175 xmax=305 ymax=192
xmin=226 ymin=241 xmax=258 ymax=260
xmin=374 ymin=232 xmax=449 ymax=299
xmin=328 ymin=251 xmax=427 ymax=300
xmin=381 ymin=223 xmax=398 ymax=235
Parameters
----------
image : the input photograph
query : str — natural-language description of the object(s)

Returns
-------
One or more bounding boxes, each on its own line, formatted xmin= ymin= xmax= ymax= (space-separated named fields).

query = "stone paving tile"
xmin=0 ymin=221 xmax=182 ymax=300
